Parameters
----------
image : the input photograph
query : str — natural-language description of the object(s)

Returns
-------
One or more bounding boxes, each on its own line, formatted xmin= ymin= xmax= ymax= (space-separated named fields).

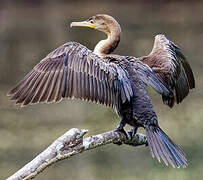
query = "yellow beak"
xmin=70 ymin=21 xmax=96 ymax=29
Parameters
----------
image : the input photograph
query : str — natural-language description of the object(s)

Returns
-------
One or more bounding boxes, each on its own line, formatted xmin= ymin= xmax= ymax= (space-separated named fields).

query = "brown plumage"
xmin=139 ymin=35 xmax=195 ymax=107
xmin=8 ymin=14 xmax=195 ymax=168
xmin=8 ymin=42 xmax=132 ymax=108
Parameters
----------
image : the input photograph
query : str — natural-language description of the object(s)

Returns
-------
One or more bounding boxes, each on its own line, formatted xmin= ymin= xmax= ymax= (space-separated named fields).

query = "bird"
xmin=8 ymin=14 xmax=195 ymax=168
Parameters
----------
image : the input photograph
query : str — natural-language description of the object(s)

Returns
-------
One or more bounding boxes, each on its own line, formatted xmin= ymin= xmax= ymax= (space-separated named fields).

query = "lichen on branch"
xmin=7 ymin=128 xmax=147 ymax=180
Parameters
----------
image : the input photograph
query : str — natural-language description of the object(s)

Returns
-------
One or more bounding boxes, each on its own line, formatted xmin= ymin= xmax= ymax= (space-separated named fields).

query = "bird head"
xmin=70 ymin=14 xmax=121 ymax=35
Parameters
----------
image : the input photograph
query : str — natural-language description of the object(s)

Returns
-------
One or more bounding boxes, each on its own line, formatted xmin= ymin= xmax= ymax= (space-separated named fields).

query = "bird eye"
xmin=90 ymin=20 xmax=94 ymax=24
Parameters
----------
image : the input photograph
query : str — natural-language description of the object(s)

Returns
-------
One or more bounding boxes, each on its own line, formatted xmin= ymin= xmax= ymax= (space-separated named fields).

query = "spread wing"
xmin=139 ymin=34 xmax=195 ymax=107
xmin=132 ymin=59 xmax=173 ymax=98
xmin=8 ymin=42 xmax=133 ymax=108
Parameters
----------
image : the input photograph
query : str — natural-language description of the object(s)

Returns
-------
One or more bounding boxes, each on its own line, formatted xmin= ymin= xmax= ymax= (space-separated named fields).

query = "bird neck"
xmin=93 ymin=27 xmax=120 ymax=58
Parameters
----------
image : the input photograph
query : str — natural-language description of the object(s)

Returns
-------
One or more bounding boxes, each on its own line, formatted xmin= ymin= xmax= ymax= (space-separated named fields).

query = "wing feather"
xmin=8 ymin=42 xmax=133 ymax=109
xmin=55 ymin=68 xmax=64 ymax=102
xmin=47 ymin=66 xmax=61 ymax=102
xmin=139 ymin=34 xmax=195 ymax=107
xmin=15 ymin=71 xmax=40 ymax=103
xmin=32 ymin=72 xmax=47 ymax=103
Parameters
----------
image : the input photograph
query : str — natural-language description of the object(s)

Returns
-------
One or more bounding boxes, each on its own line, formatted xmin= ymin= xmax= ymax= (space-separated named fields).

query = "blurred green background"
xmin=0 ymin=0 xmax=203 ymax=179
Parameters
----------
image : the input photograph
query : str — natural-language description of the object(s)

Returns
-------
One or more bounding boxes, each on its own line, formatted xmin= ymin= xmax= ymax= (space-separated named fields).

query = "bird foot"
xmin=113 ymin=127 xmax=131 ymax=145
xmin=127 ymin=127 xmax=138 ymax=140
xmin=127 ymin=127 xmax=148 ymax=146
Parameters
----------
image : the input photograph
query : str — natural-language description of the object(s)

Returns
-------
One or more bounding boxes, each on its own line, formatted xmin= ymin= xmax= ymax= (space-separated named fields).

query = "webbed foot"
xmin=113 ymin=119 xmax=128 ymax=145
xmin=127 ymin=127 xmax=138 ymax=140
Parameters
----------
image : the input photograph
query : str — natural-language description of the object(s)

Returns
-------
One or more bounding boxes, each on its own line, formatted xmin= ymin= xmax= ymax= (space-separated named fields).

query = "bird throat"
xmin=93 ymin=31 xmax=120 ymax=58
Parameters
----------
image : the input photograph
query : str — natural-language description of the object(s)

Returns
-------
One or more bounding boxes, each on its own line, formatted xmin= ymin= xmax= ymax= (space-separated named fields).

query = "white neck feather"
xmin=93 ymin=36 xmax=111 ymax=57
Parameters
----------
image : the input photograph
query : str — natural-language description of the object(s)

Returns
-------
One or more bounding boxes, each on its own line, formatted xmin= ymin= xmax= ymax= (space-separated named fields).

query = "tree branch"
xmin=7 ymin=128 xmax=147 ymax=180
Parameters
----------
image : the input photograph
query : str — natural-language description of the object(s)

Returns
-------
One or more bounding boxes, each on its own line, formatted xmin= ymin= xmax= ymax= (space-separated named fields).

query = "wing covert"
xmin=132 ymin=60 xmax=173 ymax=98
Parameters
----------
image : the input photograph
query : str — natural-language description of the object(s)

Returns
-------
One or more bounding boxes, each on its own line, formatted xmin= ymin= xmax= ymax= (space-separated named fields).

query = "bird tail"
xmin=145 ymin=125 xmax=187 ymax=168
xmin=162 ymin=94 xmax=175 ymax=108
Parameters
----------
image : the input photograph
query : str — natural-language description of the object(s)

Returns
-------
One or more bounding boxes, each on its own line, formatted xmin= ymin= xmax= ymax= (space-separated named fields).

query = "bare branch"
xmin=7 ymin=128 xmax=147 ymax=180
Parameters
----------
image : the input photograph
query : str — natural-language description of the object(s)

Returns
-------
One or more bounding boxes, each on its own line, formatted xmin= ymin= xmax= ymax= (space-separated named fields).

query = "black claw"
xmin=114 ymin=126 xmax=126 ymax=133
xmin=113 ymin=127 xmax=129 ymax=146
xmin=127 ymin=127 xmax=138 ymax=140
xmin=114 ymin=127 xmax=129 ymax=138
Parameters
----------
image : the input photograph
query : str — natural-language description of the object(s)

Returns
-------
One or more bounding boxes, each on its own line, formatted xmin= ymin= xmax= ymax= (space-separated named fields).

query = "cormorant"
xmin=8 ymin=14 xmax=195 ymax=168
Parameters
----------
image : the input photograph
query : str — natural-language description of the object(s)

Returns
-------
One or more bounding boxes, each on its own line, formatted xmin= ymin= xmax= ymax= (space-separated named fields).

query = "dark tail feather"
xmin=162 ymin=94 xmax=175 ymax=108
xmin=146 ymin=126 xmax=187 ymax=168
